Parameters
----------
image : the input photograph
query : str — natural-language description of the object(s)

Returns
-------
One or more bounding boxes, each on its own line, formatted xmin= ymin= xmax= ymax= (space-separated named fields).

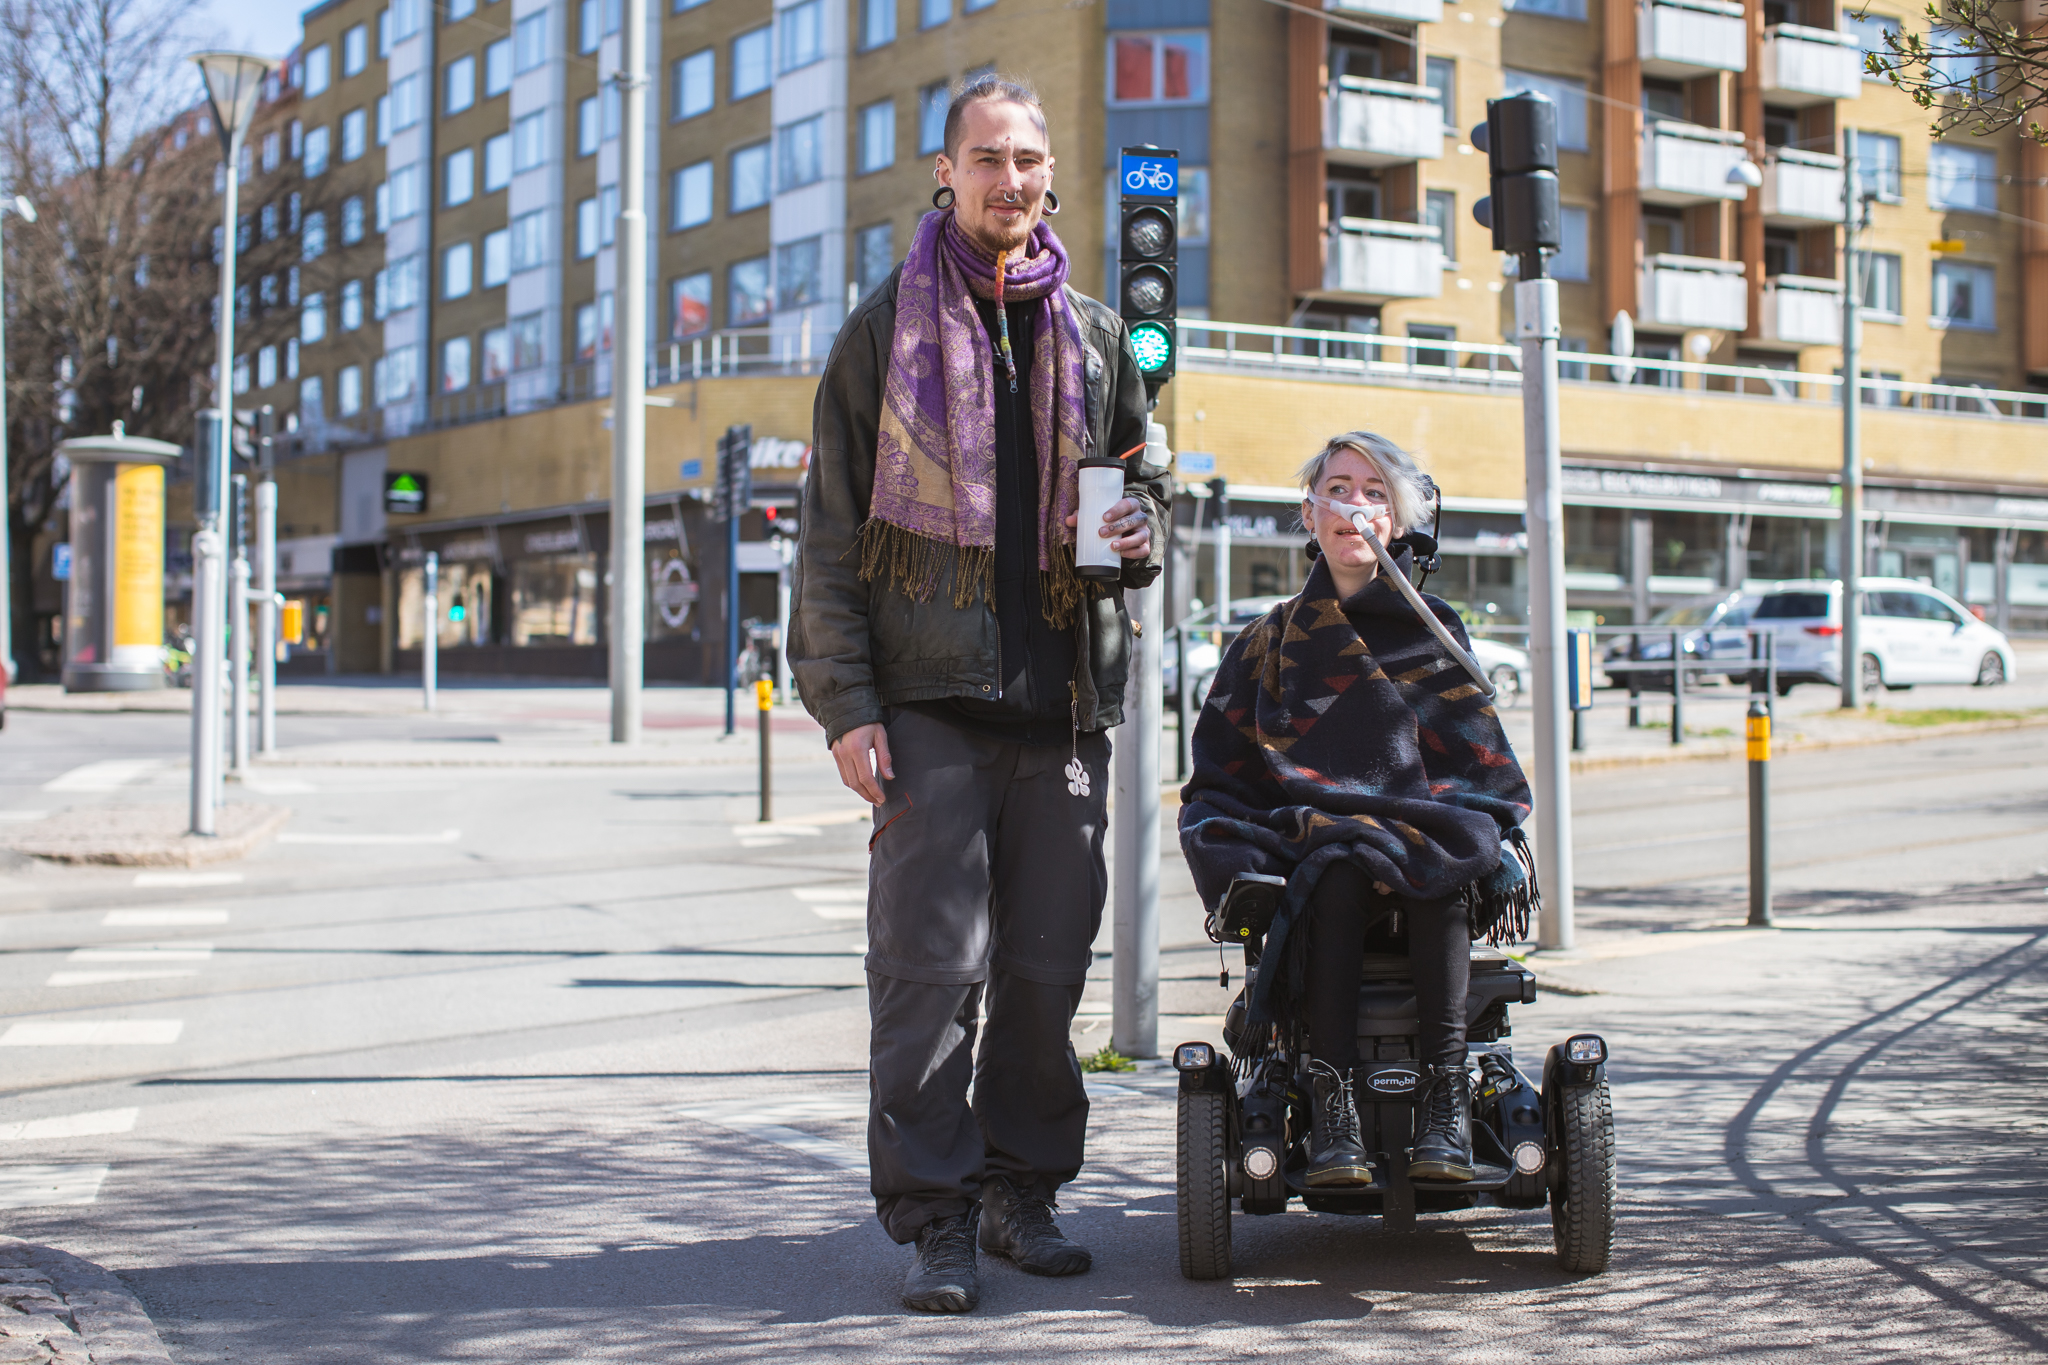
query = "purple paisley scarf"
xmin=857 ymin=209 xmax=1092 ymax=627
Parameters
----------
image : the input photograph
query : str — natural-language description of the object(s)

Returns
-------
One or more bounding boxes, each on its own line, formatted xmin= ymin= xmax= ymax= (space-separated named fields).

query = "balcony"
xmin=1325 ymin=218 xmax=1444 ymax=298
xmin=1762 ymin=148 xmax=1845 ymax=224
xmin=1326 ymin=77 xmax=1446 ymax=167
xmin=1641 ymin=121 xmax=1753 ymax=206
xmin=1761 ymin=274 xmax=1843 ymax=345
xmin=1761 ymin=24 xmax=1863 ymax=105
xmin=1641 ymin=253 xmax=1747 ymax=330
xmin=1327 ymin=0 xmax=1442 ymax=23
xmin=1639 ymin=0 xmax=1747 ymax=78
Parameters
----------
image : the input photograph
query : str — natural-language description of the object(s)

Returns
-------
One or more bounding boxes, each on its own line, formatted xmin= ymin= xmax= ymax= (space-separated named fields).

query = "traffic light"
xmin=1118 ymin=144 xmax=1179 ymax=390
xmin=1471 ymin=91 xmax=1561 ymax=278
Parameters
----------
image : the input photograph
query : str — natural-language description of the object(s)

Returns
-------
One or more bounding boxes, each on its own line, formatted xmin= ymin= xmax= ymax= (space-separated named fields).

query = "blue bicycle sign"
xmin=1119 ymin=154 xmax=1178 ymax=198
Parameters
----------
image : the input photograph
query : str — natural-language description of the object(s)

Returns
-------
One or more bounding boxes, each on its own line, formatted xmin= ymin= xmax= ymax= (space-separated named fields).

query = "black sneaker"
xmin=902 ymin=1207 xmax=981 ymax=1312
xmin=1305 ymin=1061 xmax=1374 ymax=1187
xmin=1408 ymin=1063 xmax=1475 ymax=1183
xmin=978 ymin=1177 xmax=1092 ymax=1276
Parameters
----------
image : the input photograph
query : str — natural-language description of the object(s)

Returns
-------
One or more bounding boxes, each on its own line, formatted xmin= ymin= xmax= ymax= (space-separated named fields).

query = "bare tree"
xmin=1861 ymin=0 xmax=2048 ymax=141
xmin=0 ymin=0 xmax=222 ymax=673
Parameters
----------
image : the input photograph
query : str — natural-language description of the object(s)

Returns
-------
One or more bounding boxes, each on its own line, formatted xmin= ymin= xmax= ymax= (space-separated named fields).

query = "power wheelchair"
xmin=1170 ymin=873 xmax=1616 ymax=1280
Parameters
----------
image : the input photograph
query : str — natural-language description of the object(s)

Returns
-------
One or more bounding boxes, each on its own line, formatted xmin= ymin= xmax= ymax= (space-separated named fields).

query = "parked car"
xmin=1751 ymin=578 xmax=2017 ymax=694
xmin=1468 ymin=635 xmax=1529 ymax=707
xmin=1165 ymin=596 xmax=1289 ymax=706
xmin=1604 ymin=590 xmax=1760 ymax=689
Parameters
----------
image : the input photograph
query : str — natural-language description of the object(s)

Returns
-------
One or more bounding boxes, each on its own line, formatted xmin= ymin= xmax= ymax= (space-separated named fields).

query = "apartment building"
xmin=194 ymin=0 xmax=2048 ymax=679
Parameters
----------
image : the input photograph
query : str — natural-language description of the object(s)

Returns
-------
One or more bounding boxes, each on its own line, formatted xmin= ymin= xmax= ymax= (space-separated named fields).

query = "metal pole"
xmin=1517 ymin=274 xmax=1573 ymax=952
xmin=1746 ymin=695 xmax=1772 ymax=927
xmin=774 ymin=535 xmax=793 ymax=704
xmin=422 ymin=551 xmax=438 ymax=712
xmin=757 ymin=676 xmax=773 ymax=822
xmin=229 ymin=554 xmax=249 ymax=773
xmin=0 ymin=204 xmax=16 ymax=684
xmin=608 ymin=0 xmax=648 ymax=745
xmin=1113 ymin=556 xmax=1163 ymax=1061
xmin=189 ymin=529 xmax=222 ymax=835
xmin=725 ymin=502 xmax=739 ymax=736
xmin=1213 ymin=509 xmax=1231 ymax=645
xmin=1840 ymin=132 xmax=1864 ymax=710
xmin=255 ymin=478 xmax=277 ymax=753
xmin=1175 ymin=623 xmax=1192 ymax=782
xmin=1670 ymin=627 xmax=1684 ymax=746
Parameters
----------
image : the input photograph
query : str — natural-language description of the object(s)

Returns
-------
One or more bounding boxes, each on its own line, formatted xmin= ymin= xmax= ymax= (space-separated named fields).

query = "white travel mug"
xmin=1075 ymin=456 xmax=1126 ymax=580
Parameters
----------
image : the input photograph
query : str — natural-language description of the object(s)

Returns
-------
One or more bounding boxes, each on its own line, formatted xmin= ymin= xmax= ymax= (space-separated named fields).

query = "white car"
xmin=1751 ymin=578 xmax=2017 ymax=694
xmin=1469 ymin=636 xmax=1530 ymax=707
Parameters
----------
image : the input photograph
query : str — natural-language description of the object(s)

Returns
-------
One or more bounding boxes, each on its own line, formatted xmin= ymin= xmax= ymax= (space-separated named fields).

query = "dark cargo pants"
xmin=864 ymin=706 xmax=1110 ymax=1244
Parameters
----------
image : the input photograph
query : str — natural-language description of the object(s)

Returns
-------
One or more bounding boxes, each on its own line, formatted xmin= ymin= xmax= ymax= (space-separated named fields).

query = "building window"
xmin=300 ymin=375 xmax=324 ymax=420
xmin=780 ymin=0 xmax=823 ymax=71
xmin=1108 ymin=32 xmax=1209 ymax=105
xmin=778 ymin=114 xmax=823 ymax=190
xmin=918 ymin=82 xmax=948 ymax=154
xmin=377 ymin=346 xmax=420 ymax=404
xmin=511 ymin=311 xmax=547 ymax=368
xmin=855 ymin=222 xmax=894 ymax=296
xmin=233 ymin=354 xmax=250 ymax=394
xmin=1178 ymin=166 xmax=1210 ymax=243
xmin=338 ymin=365 xmax=362 ymax=415
xmin=446 ymin=54 xmax=475 ymax=114
xmin=672 ymin=271 xmax=711 ymax=336
xmin=1932 ymin=260 xmax=1994 ymax=329
xmin=375 ymin=256 xmax=423 ymax=317
xmin=258 ymin=345 xmax=278 ymax=389
xmin=1858 ymin=250 xmax=1902 ymax=316
xmin=1503 ymin=0 xmax=1586 ymax=17
xmin=577 ymin=197 xmax=600 ymax=258
xmin=304 ymin=125 xmax=330 ymax=176
xmin=575 ymin=295 xmax=614 ymax=358
xmin=515 ymin=13 xmax=547 ymax=71
xmin=1841 ymin=8 xmax=1899 ymax=78
xmin=858 ymin=99 xmax=895 ymax=173
xmin=861 ymin=0 xmax=895 ymax=49
xmin=729 ymin=255 xmax=771 ymax=323
xmin=731 ymin=141 xmax=770 ymax=211
xmin=602 ymin=83 xmax=620 ymax=140
xmin=376 ymin=94 xmax=391 ymax=145
xmin=965 ymin=0 xmax=994 ymax=12
xmin=304 ymin=45 xmax=331 ymax=96
xmin=1852 ymin=130 xmax=1902 ymax=201
xmin=1425 ymin=57 xmax=1456 ymax=131
xmin=485 ymin=37 xmax=513 ymax=94
xmin=674 ymin=49 xmax=714 ymax=120
xmin=448 ymin=0 xmax=475 ymax=19
xmin=260 ymin=272 xmax=280 ymax=307
xmin=1928 ymin=142 xmax=1996 ymax=212
xmin=481 ymin=325 xmax=512 ymax=382
xmin=921 ymin=0 xmax=948 ymax=27
xmin=578 ymin=0 xmax=601 ymax=52
xmin=341 ymin=196 xmax=364 ymax=243
xmin=672 ymin=159 xmax=713 ymax=229
xmin=389 ymin=73 xmax=421 ymax=129
xmin=343 ymin=25 xmax=368 ymax=76
xmin=302 ymin=211 xmax=327 ymax=260
xmin=484 ymin=132 xmax=512 ymax=190
xmin=1503 ymin=69 xmax=1587 ymax=150
xmin=443 ymin=240 xmax=473 ymax=297
xmin=387 ymin=164 xmax=422 ymax=219
xmin=389 ymin=0 xmax=423 ymax=43
xmin=441 ymin=336 xmax=472 ymax=392
xmin=340 ymin=279 xmax=364 ymax=330
xmin=301 ymin=292 xmax=327 ymax=343
xmin=340 ymin=109 xmax=367 ymax=161
xmin=483 ymin=227 xmax=510 ymax=285
xmin=732 ymin=26 xmax=771 ymax=99
xmin=1424 ymin=188 xmax=1456 ymax=265
xmin=776 ymin=236 xmax=824 ymax=309
xmin=513 ymin=111 xmax=548 ymax=171
xmin=445 ymin=146 xmax=474 ymax=204
xmin=510 ymin=209 xmax=548 ymax=270
xmin=1555 ymin=205 xmax=1591 ymax=280
xmin=578 ymin=95 xmax=600 ymax=155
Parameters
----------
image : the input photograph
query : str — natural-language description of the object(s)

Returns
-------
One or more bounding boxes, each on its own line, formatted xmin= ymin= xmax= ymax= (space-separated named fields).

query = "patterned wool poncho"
xmin=1178 ymin=551 xmax=1534 ymax=938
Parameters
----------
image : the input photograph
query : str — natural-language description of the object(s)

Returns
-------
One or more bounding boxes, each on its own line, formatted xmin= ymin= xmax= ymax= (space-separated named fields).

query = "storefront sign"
xmin=52 ymin=543 xmax=70 ymax=581
xmin=749 ymin=437 xmax=810 ymax=470
xmin=651 ymin=556 xmax=699 ymax=628
xmin=384 ymin=472 xmax=428 ymax=516
xmin=524 ymin=528 xmax=581 ymax=554
xmin=440 ymin=536 xmax=495 ymax=562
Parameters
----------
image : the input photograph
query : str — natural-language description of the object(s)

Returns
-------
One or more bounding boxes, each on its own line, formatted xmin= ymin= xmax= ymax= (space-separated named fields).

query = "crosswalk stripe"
xmin=0 ymin=1165 xmax=111 ymax=1208
xmin=0 ymin=1109 xmax=139 ymax=1142
xmin=0 ymin=1021 xmax=184 ymax=1046
xmin=133 ymin=872 xmax=243 ymax=887
xmin=46 ymin=970 xmax=200 ymax=988
xmin=104 ymin=909 xmax=229 ymax=926
xmin=70 ymin=944 xmax=214 ymax=961
xmin=43 ymin=760 xmax=162 ymax=792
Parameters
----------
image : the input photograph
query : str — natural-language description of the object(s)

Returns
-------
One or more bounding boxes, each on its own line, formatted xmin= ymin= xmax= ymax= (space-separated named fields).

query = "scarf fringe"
xmin=1466 ymin=827 xmax=1543 ymax=948
xmin=854 ymin=517 xmax=1089 ymax=628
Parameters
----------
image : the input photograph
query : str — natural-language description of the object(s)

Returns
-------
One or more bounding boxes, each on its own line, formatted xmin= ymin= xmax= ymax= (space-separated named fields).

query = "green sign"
xmin=384 ymin=471 xmax=428 ymax=516
xmin=1129 ymin=321 xmax=1173 ymax=374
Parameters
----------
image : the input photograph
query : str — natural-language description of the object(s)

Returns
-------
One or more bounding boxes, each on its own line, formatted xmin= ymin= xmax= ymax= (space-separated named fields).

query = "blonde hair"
xmin=1296 ymin=431 xmax=1431 ymax=538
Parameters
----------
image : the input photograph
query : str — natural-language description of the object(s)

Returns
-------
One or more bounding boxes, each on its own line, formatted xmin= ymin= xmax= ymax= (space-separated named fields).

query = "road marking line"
xmin=104 ymin=909 xmax=229 ymax=926
xmin=276 ymin=829 xmax=461 ymax=845
xmin=692 ymin=1094 xmax=867 ymax=1173
xmin=46 ymin=969 xmax=200 ymax=988
xmin=0 ymin=810 xmax=47 ymax=822
xmin=0 ymin=1020 xmax=184 ymax=1046
xmin=731 ymin=823 xmax=821 ymax=838
xmin=0 ymin=1165 xmax=111 ymax=1208
xmin=43 ymin=760 xmax=163 ymax=792
xmin=70 ymin=944 xmax=214 ymax=961
xmin=244 ymin=778 xmax=316 ymax=794
xmin=0 ymin=1108 xmax=139 ymax=1142
xmin=790 ymin=886 xmax=866 ymax=921
xmin=133 ymin=872 xmax=243 ymax=888
xmin=736 ymin=837 xmax=788 ymax=849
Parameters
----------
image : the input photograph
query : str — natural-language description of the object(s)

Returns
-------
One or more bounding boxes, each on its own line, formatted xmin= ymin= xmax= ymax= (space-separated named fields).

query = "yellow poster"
xmin=111 ymin=462 xmax=164 ymax=655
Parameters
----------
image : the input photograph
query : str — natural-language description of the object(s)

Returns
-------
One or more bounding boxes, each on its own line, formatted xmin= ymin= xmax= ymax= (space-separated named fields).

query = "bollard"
xmin=1669 ymin=628 xmax=1684 ymax=746
xmin=422 ymin=552 xmax=439 ymax=713
xmin=1175 ymin=623 xmax=1192 ymax=783
xmin=229 ymin=556 xmax=250 ymax=774
xmin=1746 ymin=697 xmax=1772 ymax=927
xmin=756 ymin=676 xmax=773 ymax=823
xmin=1565 ymin=628 xmax=1593 ymax=753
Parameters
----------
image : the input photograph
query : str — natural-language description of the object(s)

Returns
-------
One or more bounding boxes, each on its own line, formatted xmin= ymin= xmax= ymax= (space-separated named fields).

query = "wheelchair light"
xmin=1242 ymin=1147 xmax=1280 ymax=1181
xmin=1173 ymin=1042 xmax=1215 ymax=1072
xmin=1512 ymin=1141 xmax=1546 ymax=1175
xmin=1565 ymin=1035 xmax=1607 ymax=1065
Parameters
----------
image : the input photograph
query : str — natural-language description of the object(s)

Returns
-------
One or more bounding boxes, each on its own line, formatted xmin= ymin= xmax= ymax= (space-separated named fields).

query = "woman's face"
xmin=1303 ymin=448 xmax=1397 ymax=574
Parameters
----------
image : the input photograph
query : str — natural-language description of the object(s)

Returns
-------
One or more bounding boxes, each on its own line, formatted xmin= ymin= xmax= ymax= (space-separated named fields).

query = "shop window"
xmin=1563 ymin=505 xmax=1624 ymax=576
xmin=513 ymin=554 xmax=600 ymax=646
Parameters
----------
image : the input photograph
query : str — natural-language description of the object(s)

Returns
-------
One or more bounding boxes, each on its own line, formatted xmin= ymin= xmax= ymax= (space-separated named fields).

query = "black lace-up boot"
xmin=1305 ymin=1060 xmax=1374 ymax=1187
xmin=1408 ymin=1063 xmax=1475 ymax=1182
xmin=902 ymin=1205 xmax=981 ymax=1312
xmin=978 ymin=1176 xmax=1092 ymax=1276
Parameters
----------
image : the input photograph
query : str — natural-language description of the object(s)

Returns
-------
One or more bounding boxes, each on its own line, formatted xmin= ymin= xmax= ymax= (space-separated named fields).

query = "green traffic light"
xmin=1129 ymin=321 xmax=1173 ymax=373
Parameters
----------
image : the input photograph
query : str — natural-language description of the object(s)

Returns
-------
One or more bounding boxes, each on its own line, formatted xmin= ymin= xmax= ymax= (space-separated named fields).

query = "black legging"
xmin=1304 ymin=860 xmax=1469 ymax=1070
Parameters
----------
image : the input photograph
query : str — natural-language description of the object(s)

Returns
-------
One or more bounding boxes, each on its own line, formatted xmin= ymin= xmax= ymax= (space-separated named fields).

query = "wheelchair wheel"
xmin=1551 ymin=1077 xmax=1616 ymax=1274
xmin=1176 ymin=1089 xmax=1232 ymax=1280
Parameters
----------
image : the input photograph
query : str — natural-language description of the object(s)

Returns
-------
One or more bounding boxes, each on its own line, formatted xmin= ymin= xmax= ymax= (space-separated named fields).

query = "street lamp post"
xmin=1839 ymin=133 xmax=1869 ymax=711
xmin=190 ymin=50 xmax=279 ymax=836
xmin=608 ymin=0 xmax=649 ymax=744
xmin=0 ymin=194 xmax=37 ymax=686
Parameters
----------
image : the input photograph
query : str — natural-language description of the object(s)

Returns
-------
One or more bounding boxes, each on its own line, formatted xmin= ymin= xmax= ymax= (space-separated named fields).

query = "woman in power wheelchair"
xmin=1171 ymin=432 xmax=1614 ymax=1278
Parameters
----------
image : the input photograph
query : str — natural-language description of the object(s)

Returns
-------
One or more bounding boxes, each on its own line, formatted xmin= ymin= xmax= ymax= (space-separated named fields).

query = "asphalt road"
xmin=0 ymin=705 xmax=2043 ymax=1361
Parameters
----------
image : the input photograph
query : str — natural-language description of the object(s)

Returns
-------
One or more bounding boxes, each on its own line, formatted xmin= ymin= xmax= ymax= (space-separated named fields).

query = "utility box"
xmin=56 ymin=429 xmax=183 ymax=693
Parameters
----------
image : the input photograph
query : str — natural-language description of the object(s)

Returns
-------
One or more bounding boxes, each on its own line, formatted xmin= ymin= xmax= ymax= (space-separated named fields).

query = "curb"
xmin=1565 ymin=712 xmax=2048 ymax=772
xmin=0 ymin=1238 xmax=174 ymax=1364
xmin=5 ymin=803 xmax=291 ymax=866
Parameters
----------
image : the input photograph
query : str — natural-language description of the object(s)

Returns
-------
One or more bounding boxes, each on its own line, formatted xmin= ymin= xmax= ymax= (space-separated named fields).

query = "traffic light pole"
xmin=1518 ymin=271 xmax=1574 ymax=952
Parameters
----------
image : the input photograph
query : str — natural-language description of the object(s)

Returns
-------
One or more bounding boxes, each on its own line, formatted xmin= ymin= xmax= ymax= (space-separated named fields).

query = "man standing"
xmin=790 ymin=76 xmax=1168 ymax=1313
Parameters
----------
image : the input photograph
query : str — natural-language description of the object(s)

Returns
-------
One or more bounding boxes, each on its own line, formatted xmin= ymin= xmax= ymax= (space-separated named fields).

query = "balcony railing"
xmin=1639 ymin=0 xmax=1747 ymax=78
xmin=1324 ymin=218 xmax=1444 ymax=298
xmin=1641 ymin=253 xmax=1748 ymax=331
xmin=1762 ymin=148 xmax=1846 ymax=224
xmin=1761 ymin=274 xmax=1844 ymax=346
xmin=1642 ymin=121 xmax=1752 ymax=206
xmin=1326 ymin=0 xmax=1442 ymax=23
xmin=1761 ymin=23 xmax=1863 ymax=105
xmin=1326 ymin=77 xmax=1445 ymax=166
